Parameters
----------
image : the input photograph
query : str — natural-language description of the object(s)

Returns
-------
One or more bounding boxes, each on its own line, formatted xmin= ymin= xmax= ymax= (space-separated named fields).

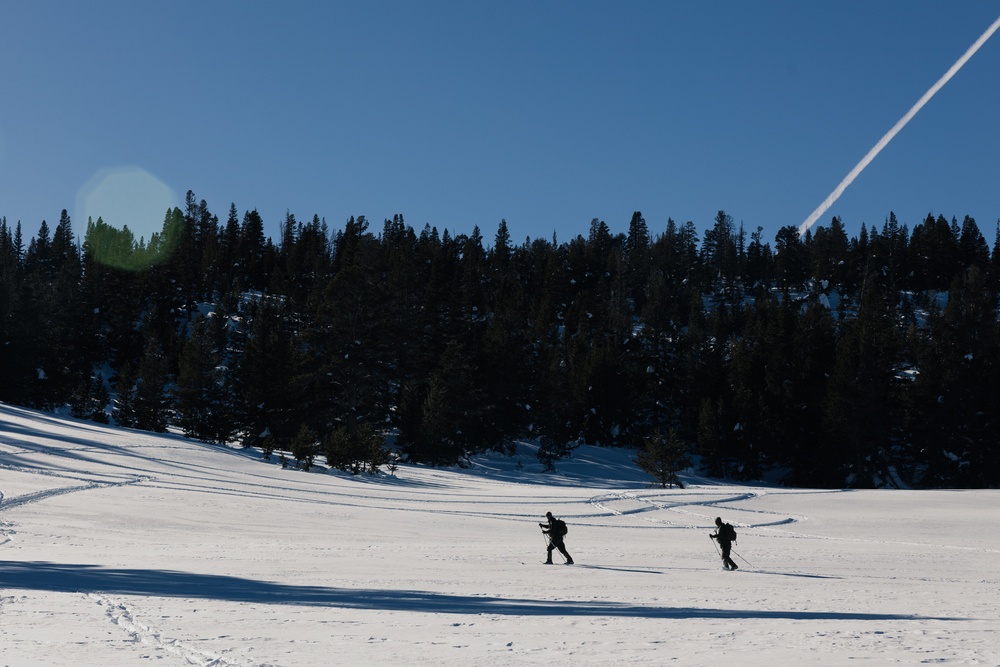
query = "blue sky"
xmin=2 ymin=1 xmax=999 ymax=248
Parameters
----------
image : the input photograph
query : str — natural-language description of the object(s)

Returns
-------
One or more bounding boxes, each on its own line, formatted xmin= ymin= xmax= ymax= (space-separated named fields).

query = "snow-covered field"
xmin=2 ymin=403 xmax=998 ymax=666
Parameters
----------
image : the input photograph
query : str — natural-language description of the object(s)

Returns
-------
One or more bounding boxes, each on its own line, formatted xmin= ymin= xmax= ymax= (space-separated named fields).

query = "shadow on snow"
xmin=0 ymin=560 xmax=965 ymax=622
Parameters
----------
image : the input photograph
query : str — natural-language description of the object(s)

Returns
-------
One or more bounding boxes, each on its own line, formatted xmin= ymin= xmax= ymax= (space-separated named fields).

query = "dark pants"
xmin=720 ymin=542 xmax=737 ymax=569
xmin=546 ymin=535 xmax=572 ymax=563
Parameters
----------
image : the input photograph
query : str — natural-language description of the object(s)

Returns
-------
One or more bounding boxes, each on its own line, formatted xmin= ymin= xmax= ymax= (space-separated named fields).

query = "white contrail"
xmin=799 ymin=14 xmax=1000 ymax=235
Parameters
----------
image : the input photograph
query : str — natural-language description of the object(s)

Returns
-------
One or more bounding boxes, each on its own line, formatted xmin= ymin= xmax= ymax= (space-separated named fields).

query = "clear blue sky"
xmin=2 ymin=1 xmax=999 ymax=247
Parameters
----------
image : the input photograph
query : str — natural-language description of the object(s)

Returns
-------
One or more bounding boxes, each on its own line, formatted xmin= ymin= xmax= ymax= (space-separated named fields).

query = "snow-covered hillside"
xmin=2 ymin=403 xmax=998 ymax=666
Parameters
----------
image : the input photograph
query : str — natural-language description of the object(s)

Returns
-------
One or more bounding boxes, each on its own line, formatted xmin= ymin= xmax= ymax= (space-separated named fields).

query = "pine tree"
xmin=624 ymin=211 xmax=651 ymax=311
xmin=302 ymin=225 xmax=391 ymax=450
xmin=536 ymin=436 xmax=562 ymax=473
xmin=323 ymin=422 xmax=386 ymax=474
xmin=112 ymin=363 xmax=140 ymax=428
xmin=290 ymin=424 xmax=319 ymax=471
xmin=909 ymin=266 xmax=1000 ymax=486
xmin=69 ymin=373 xmax=110 ymax=423
xmin=112 ymin=317 xmax=172 ymax=433
xmin=235 ymin=298 xmax=300 ymax=451
xmin=175 ymin=314 xmax=235 ymax=443
xmin=774 ymin=225 xmax=808 ymax=289
xmin=634 ymin=428 xmax=690 ymax=488
xmin=702 ymin=211 xmax=742 ymax=301
xmin=132 ymin=336 xmax=171 ymax=433
xmin=821 ymin=281 xmax=901 ymax=487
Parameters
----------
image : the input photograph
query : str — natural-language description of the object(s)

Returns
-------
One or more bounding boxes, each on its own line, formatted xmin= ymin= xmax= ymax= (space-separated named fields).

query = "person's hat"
xmin=715 ymin=517 xmax=722 ymax=525
xmin=546 ymin=512 xmax=553 ymax=518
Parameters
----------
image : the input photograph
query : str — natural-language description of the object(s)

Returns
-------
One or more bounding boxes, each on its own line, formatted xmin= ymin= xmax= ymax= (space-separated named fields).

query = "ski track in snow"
xmin=0 ymin=460 xmax=152 ymax=552
xmin=585 ymin=489 xmax=808 ymax=533
xmin=89 ymin=593 xmax=271 ymax=667
xmin=587 ymin=490 xmax=792 ymax=525
xmin=584 ymin=488 xmax=1000 ymax=556
xmin=0 ymin=464 xmax=150 ymax=512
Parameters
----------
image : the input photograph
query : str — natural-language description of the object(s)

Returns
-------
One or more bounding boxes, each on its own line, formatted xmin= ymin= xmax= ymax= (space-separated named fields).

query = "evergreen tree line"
xmin=2 ymin=192 xmax=999 ymax=488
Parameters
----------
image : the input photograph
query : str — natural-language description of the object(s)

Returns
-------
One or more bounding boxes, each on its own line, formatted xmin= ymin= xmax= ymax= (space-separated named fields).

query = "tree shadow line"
xmin=0 ymin=560 xmax=966 ymax=622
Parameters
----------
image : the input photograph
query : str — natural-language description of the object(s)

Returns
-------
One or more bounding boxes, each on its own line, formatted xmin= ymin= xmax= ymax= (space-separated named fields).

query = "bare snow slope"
xmin=2 ymin=403 xmax=999 ymax=666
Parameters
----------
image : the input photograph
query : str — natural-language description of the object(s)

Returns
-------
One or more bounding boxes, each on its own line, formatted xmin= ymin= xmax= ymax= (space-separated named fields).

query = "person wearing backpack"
xmin=539 ymin=511 xmax=574 ymax=565
xmin=710 ymin=516 xmax=738 ymax=570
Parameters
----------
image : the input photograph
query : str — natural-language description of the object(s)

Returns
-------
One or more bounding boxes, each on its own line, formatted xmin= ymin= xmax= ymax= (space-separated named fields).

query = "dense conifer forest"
xmin=2 ymin=192 xmax=999 ymax=487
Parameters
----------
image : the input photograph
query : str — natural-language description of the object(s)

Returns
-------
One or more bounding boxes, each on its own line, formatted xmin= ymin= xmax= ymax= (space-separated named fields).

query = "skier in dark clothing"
xmin=539 ymin=511 xmax=573 ymax=564
xmin=710 ymin=516 xmax=738 ymax=570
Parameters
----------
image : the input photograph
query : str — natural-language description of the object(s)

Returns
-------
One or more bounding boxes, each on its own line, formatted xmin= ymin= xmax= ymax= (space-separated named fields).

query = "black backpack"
xmin=723 ymin=523 xmax=737 ymax=542
xmin=552 ymin=519 xmax=568 ymax=537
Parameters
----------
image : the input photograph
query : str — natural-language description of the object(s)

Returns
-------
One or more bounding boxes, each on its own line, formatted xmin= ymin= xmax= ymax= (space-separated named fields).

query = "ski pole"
xmin=541 ymin=529 xmax=568 ymax=563
xmin=710 ymin=534 xmax=723 ymax=567
xmin=541 ymin=528 xmax=554 ymax=557
xmin=731 ymin=548 xmax=753 ymax=568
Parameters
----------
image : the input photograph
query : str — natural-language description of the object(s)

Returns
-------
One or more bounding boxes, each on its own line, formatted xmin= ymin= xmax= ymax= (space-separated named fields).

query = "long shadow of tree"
xmin=0 ymin=561 xmax=964 ymax=622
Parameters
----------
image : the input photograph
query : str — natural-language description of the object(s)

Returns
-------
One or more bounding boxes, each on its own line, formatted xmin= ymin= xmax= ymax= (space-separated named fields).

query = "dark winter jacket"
xmin=540 ymin=517 xmax=568 ymax=541
xmin=712 ymin=523 xmax=736 ymax=546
